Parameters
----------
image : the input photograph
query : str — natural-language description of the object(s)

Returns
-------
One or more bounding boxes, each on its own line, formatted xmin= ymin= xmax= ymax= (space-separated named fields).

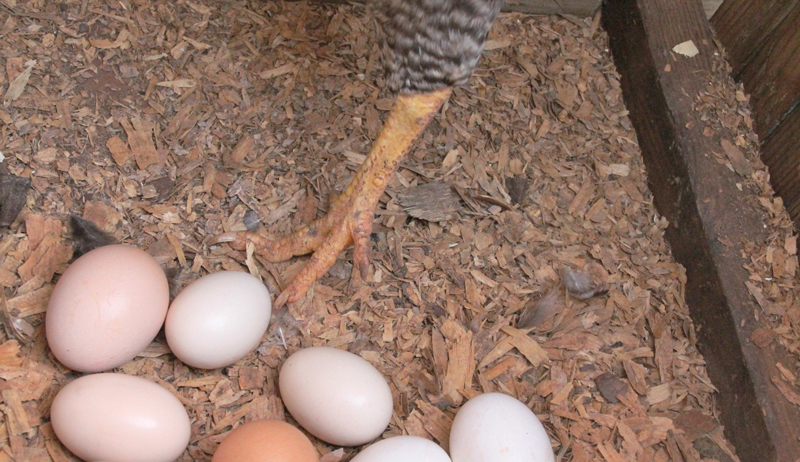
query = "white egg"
xmin=449 ymin=393 xmax=554 ymax=462
xmin=351 ymin=436 xmax=451 ymax=462
xmin=279 ymin=346 xmax=393 ymax=446
xmin=165 ymin=271 xmax=271 ymax=369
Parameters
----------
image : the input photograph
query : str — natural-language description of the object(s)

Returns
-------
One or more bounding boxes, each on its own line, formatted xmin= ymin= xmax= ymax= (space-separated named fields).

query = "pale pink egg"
xmin=46 ymin=244 xmax=169 ymax=372
xmin=51 ymin=373 xmax=191 ymax=462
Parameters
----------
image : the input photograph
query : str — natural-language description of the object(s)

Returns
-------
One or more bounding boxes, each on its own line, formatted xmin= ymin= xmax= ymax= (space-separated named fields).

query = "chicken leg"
xmin=216 ymin=88 xmax=452 ymax=308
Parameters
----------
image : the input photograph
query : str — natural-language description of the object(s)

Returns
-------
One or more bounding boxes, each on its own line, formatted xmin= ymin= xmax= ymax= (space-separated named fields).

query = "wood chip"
xmin=749 ymin=327 xmax=775 ymax=348
xmin=672 ymin=40 xmax=699 ymax=57
xmin=595 ymin=372 xmax=630 ymax=404
xmin=415 ymin=400 xmax=453 ymax=449
xmin=500 ymin=325 xmax=548 ymax=367
xmin=0 ymin=365 xmax=57 ymax=401
xmin=120 ymin=117 xmax=160 ymax=169
xmin=647 ymin=383 xmax=671 ymax=405
xmin=3 ymin=60 xmax=34 ymax=103
xmin=7 ymin=285 xmax=53 ymax=317
xmin=398 ymin=183 xmax=462 ymax=222
xmin=720 ymin=139 xmax=753 ymax=176
xmin=17 ymin=235 xmax=72 ymax=284
xmin=106 ymin=135 xmax=133 ymax=165
xmin=440 ymin=320 xmax=474 ymax=405
xmin=226 ymin=134 xmax=255 ymax=166
xmin=0 ymin=340 xmax=23 ymax=367
xmin=673 ymin=410 xmax=718 ymax=442
xmin=0 ymin=171 xmax=31 ymax=227
xmin=2 ymin=389 xmax=31 ymax=436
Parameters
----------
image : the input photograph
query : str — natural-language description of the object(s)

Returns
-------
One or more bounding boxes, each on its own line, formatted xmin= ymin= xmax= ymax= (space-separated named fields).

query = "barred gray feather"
xmin=375 ymin=0 xmax=504 ymax=94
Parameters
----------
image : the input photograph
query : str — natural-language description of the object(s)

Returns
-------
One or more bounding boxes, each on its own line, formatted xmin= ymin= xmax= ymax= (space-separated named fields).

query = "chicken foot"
xmin=215 ymin=88 xmax=452 ymax=309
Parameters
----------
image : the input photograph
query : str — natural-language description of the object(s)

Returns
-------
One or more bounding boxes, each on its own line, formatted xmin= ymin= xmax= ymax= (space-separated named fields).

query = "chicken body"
xmin=377 ymin=0 xmax=505 ymax=94
xmin=218 ymin=1 xmax=504 ymax=308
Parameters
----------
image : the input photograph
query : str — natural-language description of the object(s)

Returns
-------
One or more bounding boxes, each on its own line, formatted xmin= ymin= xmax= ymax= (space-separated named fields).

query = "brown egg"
xmin=212 ymin=420 xmax=319 ymax=462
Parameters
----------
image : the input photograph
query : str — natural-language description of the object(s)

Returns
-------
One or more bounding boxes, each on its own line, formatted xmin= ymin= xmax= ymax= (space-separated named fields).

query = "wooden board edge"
xmin=503 ymin=0 xmax=600 ymax=16
xmin=603 ymin=0 xmax=800 ymax=460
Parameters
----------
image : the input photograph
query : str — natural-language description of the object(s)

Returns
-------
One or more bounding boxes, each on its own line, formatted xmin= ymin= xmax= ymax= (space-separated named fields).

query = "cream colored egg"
xmin=50 ymin=373 xmax=191 ymax=462
xmin=46 ymin=245 xmax=169 ymax=373
xmin=351 ymin=436 xmax=451 ymax=462
xmin=279 ymin=347 xmax=393 ymax=446
xmin=165 ymin=271 xmax=272 ymax=369
xmin=449 ymin=393 xmax=554 ymax=462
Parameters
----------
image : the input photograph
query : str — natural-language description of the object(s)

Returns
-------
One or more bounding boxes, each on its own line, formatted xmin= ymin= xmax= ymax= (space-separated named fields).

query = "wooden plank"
xmin=306 ymin=0 xmax=601 ymax=16
xmin=713 ymin=1 xmax=800 ymax=256
xmin=735 ymin=4 xmax=800 ymax=137
xmin=503 ymin=0 xmax=599 ymax=15
xmin=603 ymin=1 xmax=800 ymax=461
xmin=762 ymin=107 xmax=800 ymax=223
xmin=711 ymin=0 xmax=799 ymax=76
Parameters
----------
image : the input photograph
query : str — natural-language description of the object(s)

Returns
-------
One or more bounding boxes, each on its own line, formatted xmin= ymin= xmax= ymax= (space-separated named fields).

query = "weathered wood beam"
xmin=304 ymin=0 xmax=601 ymax=17
xmin=604 ymin=0 xmax=800 ymax=460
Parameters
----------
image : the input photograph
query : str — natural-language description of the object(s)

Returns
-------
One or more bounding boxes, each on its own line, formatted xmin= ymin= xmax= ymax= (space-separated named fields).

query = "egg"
xmin=165 ymin=271 xmax=272 ymax=369
xmin=50 ymin=373 xmax=191 ymax=462
xmin=46 ymin=244 xmax=169 ymax=372
xmin=351 ymin=436 xmax=451 ymax=462
xmin=449 ymin=393 xmax=554 ymax=462
xmin=212 ymin=420 xmax=319 ymax=462
xmin=279 ymin=347 xmax=393 ymax=446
